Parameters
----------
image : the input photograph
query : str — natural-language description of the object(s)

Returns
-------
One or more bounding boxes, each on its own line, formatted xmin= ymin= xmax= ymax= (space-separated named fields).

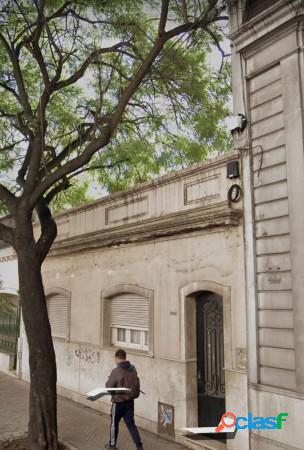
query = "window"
xmin=117 ymin=328 xmax=126 ymax=343
xmin=102 ymin=284 xmax=154 ymax=355
xmin=110 ymin=293 xmax=149 ymax=351
xmin=46 ymin=291 xmax=70 ymax=340
xmin=130 ymin=329 xmax=141 ymax=345
xmin=245 ymin=0 xmax=281 ymax=21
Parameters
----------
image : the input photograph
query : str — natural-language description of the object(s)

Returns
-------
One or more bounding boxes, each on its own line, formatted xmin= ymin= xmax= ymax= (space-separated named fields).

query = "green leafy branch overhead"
xmin=0 ymin=0 xmax=230 ymax=229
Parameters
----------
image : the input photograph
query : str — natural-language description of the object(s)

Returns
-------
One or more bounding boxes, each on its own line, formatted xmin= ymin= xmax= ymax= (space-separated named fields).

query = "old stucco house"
xmin=1 ymin=1 xmax=304 ymax=450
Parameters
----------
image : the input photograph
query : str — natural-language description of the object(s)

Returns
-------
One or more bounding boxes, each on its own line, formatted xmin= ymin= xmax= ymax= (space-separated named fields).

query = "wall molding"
xmin=251 ymin=433 xmax=302 ymax=450
xmin=49 ymin=202 xmax=242 ymax=256
xmin=46 ymin=152 xmax=240 ymax=222
xmin=230 ymin=1 xmax=303 ymax=50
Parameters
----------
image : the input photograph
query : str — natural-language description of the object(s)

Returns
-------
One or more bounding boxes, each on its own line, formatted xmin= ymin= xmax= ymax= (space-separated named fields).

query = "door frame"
xmin=0 ymin=292 xmax=20 ymax=372
xmin=180 ymin=280 xmax=233 ymax=428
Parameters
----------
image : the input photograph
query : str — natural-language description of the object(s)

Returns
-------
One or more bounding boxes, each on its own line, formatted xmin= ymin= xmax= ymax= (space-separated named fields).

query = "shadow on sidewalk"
xmin=0 ymin=372 xmax=186 ymax=450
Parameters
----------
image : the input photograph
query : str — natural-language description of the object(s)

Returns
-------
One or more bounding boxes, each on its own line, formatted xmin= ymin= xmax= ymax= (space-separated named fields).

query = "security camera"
xmin=226 ymin=114 xmax=247 ymax=134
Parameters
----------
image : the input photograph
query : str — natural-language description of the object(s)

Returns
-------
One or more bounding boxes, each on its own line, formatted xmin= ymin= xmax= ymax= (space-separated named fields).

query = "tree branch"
xmin=36 ymin=197 xmax=57 ymax=263
xmin=205 ymin=26 xmax=230 ymax=73
xmin=0 ymin=184 xmax=17 ymax=214
xmin=0 ymin=81 xmax=21 ymax=103
xmin=164 ymin=10 xmax=227 ymax=40
xmin=40 ymin=122 xmax=95 ymax=175
xmin=28 ymin=1 xmax=223 ymax=206
xmin=45 ymin=178 xmax=70 ymax=204
xmin=0 ymin=32 xmax=33 ymax=117
xmin=158 ymin=0 xmax=170 ymax=35
xmin=14 ymin=1 xmax=73 ymax=48
xmin=110 ymin=39 xmax=166 ymax=130
xmin=14 ymin=1 xmax=228 ymax=211
xmin=17 ymin=142 xmax=32 ymax=186
xmin=29 ymin=127 xmax=112 ymax=207
xmin=54 ymin=41 xmax=131 ymax=92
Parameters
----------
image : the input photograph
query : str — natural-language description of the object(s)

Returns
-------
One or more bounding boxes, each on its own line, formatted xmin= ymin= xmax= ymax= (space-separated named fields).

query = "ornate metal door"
xmin=197 ymin=292 xmax=225 ymax=430
xmin=0 ymin=294 xmax=20 ymax=370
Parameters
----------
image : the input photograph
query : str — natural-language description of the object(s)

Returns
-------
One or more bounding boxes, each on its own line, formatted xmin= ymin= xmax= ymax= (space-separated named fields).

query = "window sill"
xmin=102 ymin=344 xmax=154 ymax=358
xmin=52 ymin=336 xmax=70 ymax=343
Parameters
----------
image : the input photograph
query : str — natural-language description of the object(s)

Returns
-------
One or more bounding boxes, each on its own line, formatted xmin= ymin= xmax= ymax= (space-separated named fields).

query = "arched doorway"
xmin=180 ymin=281 xmax=232 ymax=432
xmin=196 ymin=291 xmax=225 ymax=428
xmin=0 ymin=293 xmax=20 ymax=371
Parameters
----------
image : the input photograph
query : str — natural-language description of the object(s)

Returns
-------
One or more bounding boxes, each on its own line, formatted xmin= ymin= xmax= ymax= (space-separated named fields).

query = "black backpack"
xmin=122 ymin=366 xmax=141 ymax=400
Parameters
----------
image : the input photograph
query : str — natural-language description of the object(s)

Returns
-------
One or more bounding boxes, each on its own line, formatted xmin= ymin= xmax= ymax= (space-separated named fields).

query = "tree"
xmin=0 ymin=1 xmax=229 ymax=449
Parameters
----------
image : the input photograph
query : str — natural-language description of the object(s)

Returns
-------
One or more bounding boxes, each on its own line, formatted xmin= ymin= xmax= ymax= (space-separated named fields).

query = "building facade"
xmin=20 ymin=151 xmax=248 ymax=450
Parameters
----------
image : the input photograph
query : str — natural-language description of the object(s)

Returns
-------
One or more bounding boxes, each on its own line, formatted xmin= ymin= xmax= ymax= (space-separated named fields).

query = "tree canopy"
xmin=0 ymin=2 xmax=232 ymax=448
xmin=0 ymin=0 xmax=231 ymax=215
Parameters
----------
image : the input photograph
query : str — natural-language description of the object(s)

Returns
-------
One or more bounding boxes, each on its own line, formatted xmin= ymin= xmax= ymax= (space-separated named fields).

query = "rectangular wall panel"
xmin=259 ymin=347 xmax=295 ymax=370
xmin=260 ymin=367 xmax=296 ymax=390
xmin=249 ymin=65 xmax=296 ymax=389
xmin=259 ymin=328 xmax=294 ymax=349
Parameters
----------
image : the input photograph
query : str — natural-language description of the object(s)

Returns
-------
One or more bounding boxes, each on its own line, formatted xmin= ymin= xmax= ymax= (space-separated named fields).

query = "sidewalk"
xmin=0 ymin=372 xmax=186 ymax=450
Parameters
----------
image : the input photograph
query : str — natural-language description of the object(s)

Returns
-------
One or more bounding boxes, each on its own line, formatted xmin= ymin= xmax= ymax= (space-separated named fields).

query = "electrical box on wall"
xmin=227 ymin=160 xmax=240 ymax=179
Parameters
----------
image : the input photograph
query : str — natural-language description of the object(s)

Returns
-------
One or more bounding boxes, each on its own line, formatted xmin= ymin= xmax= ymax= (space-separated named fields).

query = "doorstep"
xmin=182 ymin=436 xmax=226 ymax=450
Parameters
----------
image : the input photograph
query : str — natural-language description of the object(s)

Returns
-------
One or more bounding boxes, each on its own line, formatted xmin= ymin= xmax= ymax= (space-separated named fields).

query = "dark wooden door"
xmin=196 ymin=292 xmax=225 ymax=429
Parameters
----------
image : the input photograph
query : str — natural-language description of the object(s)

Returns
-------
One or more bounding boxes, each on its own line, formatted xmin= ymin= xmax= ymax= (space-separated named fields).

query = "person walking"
xmin=105 ymin=349 xmax=144 ymax=450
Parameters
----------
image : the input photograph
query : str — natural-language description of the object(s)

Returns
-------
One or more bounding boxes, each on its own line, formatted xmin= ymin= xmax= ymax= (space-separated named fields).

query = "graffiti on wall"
xmin=75 ymin=345 xmax=102 ymax=364
xmin=65 ymin=347 xmax=74 ymax=366
xmin=65 ymin=345 xmax=102 ymax=366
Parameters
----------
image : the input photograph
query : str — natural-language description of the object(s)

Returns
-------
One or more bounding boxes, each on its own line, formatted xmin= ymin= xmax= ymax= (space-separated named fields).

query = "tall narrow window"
xmin=111 ymin=293 xmax=149 ymax=351
xmin=47 ymin=292 xmax=70 ymax=340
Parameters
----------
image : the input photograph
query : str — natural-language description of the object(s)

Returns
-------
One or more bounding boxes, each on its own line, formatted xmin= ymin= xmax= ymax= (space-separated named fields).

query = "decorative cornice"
xmin=51 ymin=152 xmax=240 ymax=222
xmin=49 ymin=201 xmax=243 ymax=256
xmin=230 ymin=0 xmax=303 ymax=50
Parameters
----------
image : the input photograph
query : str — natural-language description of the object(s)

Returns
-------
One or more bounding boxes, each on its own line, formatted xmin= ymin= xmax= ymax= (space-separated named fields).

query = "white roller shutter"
xmin=111 ymin=294 xmax=149 ymax=329
xmin=47 ymin=294 xmax=70 ymax=340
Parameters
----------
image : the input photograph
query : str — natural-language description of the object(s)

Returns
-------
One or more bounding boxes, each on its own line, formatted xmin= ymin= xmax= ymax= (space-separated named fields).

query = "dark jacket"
xmin=106 ymin=361 xmax=140 ymax=402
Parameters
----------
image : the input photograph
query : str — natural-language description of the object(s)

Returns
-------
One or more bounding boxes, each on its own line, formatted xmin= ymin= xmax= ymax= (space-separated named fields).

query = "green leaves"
xmin=0 ymin=0 xmax=231 ymax=213
xmin=94 ymin=137 xmax=160 ymax=193
xmin=51 ymin=178 xmax=93 ymax=213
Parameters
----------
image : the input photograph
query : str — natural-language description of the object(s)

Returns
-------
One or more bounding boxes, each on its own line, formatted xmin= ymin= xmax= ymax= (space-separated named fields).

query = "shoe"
xmin=104 ymin=444 xmax=117 ymax=449
xmin=136 ymin=446 xmax=144 ymax=450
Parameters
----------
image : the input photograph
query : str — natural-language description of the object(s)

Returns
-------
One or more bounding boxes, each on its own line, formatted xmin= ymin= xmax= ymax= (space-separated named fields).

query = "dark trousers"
xmin=110 ymin=400 xmax=142 ymax=448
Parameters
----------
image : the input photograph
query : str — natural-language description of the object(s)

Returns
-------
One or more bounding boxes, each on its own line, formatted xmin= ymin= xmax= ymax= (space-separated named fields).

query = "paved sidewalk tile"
xmin=0 ymin=372 xmax=187 ymax=450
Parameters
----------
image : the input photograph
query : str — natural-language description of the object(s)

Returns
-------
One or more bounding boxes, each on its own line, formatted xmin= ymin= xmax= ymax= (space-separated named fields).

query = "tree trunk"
xmin=15 ymin=212 xmax=58 ymax=450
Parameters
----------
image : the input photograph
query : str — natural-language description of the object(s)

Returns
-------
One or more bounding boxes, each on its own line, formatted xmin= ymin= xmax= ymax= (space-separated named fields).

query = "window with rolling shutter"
xmin=111 ymin=293 xmax=149 ymax=351
xmin=47 ymin=293 xmax=70 ymax=340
